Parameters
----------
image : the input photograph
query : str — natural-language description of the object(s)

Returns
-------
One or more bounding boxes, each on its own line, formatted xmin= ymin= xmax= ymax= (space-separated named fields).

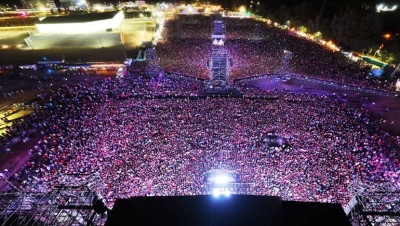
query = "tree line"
xmin=217 ymin=0 xmax=400 ymax=64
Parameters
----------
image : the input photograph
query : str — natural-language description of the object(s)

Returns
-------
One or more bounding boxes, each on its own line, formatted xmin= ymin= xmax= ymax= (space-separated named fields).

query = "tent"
xmin=180 ymin=5 xmax=200 ymax=15
xmin=212 ymin=39 xmax=224 ymax=46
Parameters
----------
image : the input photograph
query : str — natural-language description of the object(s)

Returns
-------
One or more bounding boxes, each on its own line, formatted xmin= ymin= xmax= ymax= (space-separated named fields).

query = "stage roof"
xmin=37 ymin=11 xmax=121 ymax=24
xmin=105 ymin=195 xmax=352 ymax=226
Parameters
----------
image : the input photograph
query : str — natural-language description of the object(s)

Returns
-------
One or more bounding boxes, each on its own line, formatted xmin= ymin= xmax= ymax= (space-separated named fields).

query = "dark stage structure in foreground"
xmin=0 ymin=174 xmax=108 ymax=226
xmin=345 ymin=180 xmax=400 ymax=226
xmin=106 ymin=195 xmax=351 ymax=226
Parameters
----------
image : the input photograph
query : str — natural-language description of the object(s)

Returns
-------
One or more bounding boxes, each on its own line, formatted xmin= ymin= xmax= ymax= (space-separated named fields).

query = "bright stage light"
xmin=215 ymin=175 xmax=229 ymax=184
xmin=212 ymin=189 xmax=220 ymax=197
xmin=212 ymin=189 xmax=230 ymax=197
xmin=224 ymin=190 xmax=230 ymax=197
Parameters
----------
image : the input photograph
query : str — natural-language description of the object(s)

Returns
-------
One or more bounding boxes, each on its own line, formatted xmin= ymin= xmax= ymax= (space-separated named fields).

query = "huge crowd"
xmin=0 ymin=15 xmax=399 ymax=212
xmin=0 ymin=74 xmax=397 ymax=210
xmin=156 ymin=15 xmax=396 ymax=91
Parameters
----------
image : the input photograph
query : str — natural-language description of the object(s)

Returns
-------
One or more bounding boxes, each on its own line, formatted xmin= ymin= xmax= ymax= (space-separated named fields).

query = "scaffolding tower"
xmin=203 ymin=14 xmax=232 ymax=93
xmin=344 ymin=180 xmax=400 ymax=226
xmin=253 ymin=23 xmax=261 ymax=40
xmin=145 ymin=47 xmax=164 ymax=77
xmin=0 ymin=173 xmax=108 ymax=226
xmin=176 ymin=21 xmax=183 ymax=39
xmin=210 ymin=47 xmax=230 ymax=82
xmin=275 ymin=50 xmax=293 ymax=76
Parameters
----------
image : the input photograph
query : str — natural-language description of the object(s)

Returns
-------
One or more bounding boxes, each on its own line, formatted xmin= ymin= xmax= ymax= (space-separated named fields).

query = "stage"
xmin=105 ymin=195 xmax=351 ymax=226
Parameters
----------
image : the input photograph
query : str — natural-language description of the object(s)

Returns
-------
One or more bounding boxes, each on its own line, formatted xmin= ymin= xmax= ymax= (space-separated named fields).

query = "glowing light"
xmin=212 ymin=189 xmax=231 ymax=197
xmin=77 ymin=0 xmax=87 ymax=6
xmin=212 ymin=189 xmax=220 ymax=197
xmin=238 ymin=6 xmax=246 ymax=13
xmin=297 ymin=31 xmax=307 ymax=37
xmin=154 ymin=11 xmax=164 ymax=17
xmin=90 ymin=64 xmax=125 ymax=68
xmin=383 ymin=33 xmax=391 ymax=39
xmin=215 ymin=175 xmax=229 ymax=184
xmin=396 ymin=79 xmax=400 ymax=91
xmin=376 ymin=4 xmax=398 ymax=12
xmin=93 ymin=5 xmax=105 ymax=12
xmin=325 ymin=40 xmax=340 ymax=51
xmin=224 ymin=190 xmax=231 ymax=197
xmin=36 ymin=11 xmax=124 ymax=34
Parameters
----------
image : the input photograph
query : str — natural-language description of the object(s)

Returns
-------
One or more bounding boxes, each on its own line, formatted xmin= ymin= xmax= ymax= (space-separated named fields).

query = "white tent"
xmin=180 ymin=4 xmax=200 ymax=15
xmin=212 ymin=39 xmax=224 ymax=46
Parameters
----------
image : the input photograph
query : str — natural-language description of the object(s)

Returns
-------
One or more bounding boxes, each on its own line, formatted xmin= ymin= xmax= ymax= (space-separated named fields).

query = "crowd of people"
xmin=0 ymin=74 xmax=396 ymax=210
xmin=156 ymin=15 xmax=396 ymax=91
xmin=0 ymin=15 xmax=399 ymax=213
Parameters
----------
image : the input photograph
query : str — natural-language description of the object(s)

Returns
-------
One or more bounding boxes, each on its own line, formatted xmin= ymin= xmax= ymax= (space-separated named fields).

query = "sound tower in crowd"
xmin=145 ymin=42 xmax=164 ymax=78
xmin=202 ymin=14 xmax=241 ymax=96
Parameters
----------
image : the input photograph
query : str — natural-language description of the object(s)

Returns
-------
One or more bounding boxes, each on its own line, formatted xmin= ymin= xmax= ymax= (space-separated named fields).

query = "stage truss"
xmin=203 ymin=170 xmax=254 ymax=196
xmin=204 ymin=182 xmax=255 ymax=196
xmin=0 ymin=173 xmax=108 ymax=226
xmin=344 ymin=179 xmax=400 ymax=226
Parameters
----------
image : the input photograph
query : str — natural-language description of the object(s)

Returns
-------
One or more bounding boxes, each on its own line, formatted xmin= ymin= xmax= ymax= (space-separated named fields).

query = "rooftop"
xmin=36 ymin=11 xmax=121 ymax=24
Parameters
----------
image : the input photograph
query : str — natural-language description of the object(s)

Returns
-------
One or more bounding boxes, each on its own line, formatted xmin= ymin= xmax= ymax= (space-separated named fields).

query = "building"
xmin=25 ymin=11 xmax=125 ymax=49
xmin=59 ymin=0 xmax=88 ymax=10
xmin=20 ymin=0 xmax=56 ymax=9
xmin=35 ymin=11 xmax=124 ymax=33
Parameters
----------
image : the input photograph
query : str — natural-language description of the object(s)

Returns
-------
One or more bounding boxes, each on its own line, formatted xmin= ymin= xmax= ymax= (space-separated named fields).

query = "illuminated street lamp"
xmin=383 ymin=33 xmax=391 ymax=39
